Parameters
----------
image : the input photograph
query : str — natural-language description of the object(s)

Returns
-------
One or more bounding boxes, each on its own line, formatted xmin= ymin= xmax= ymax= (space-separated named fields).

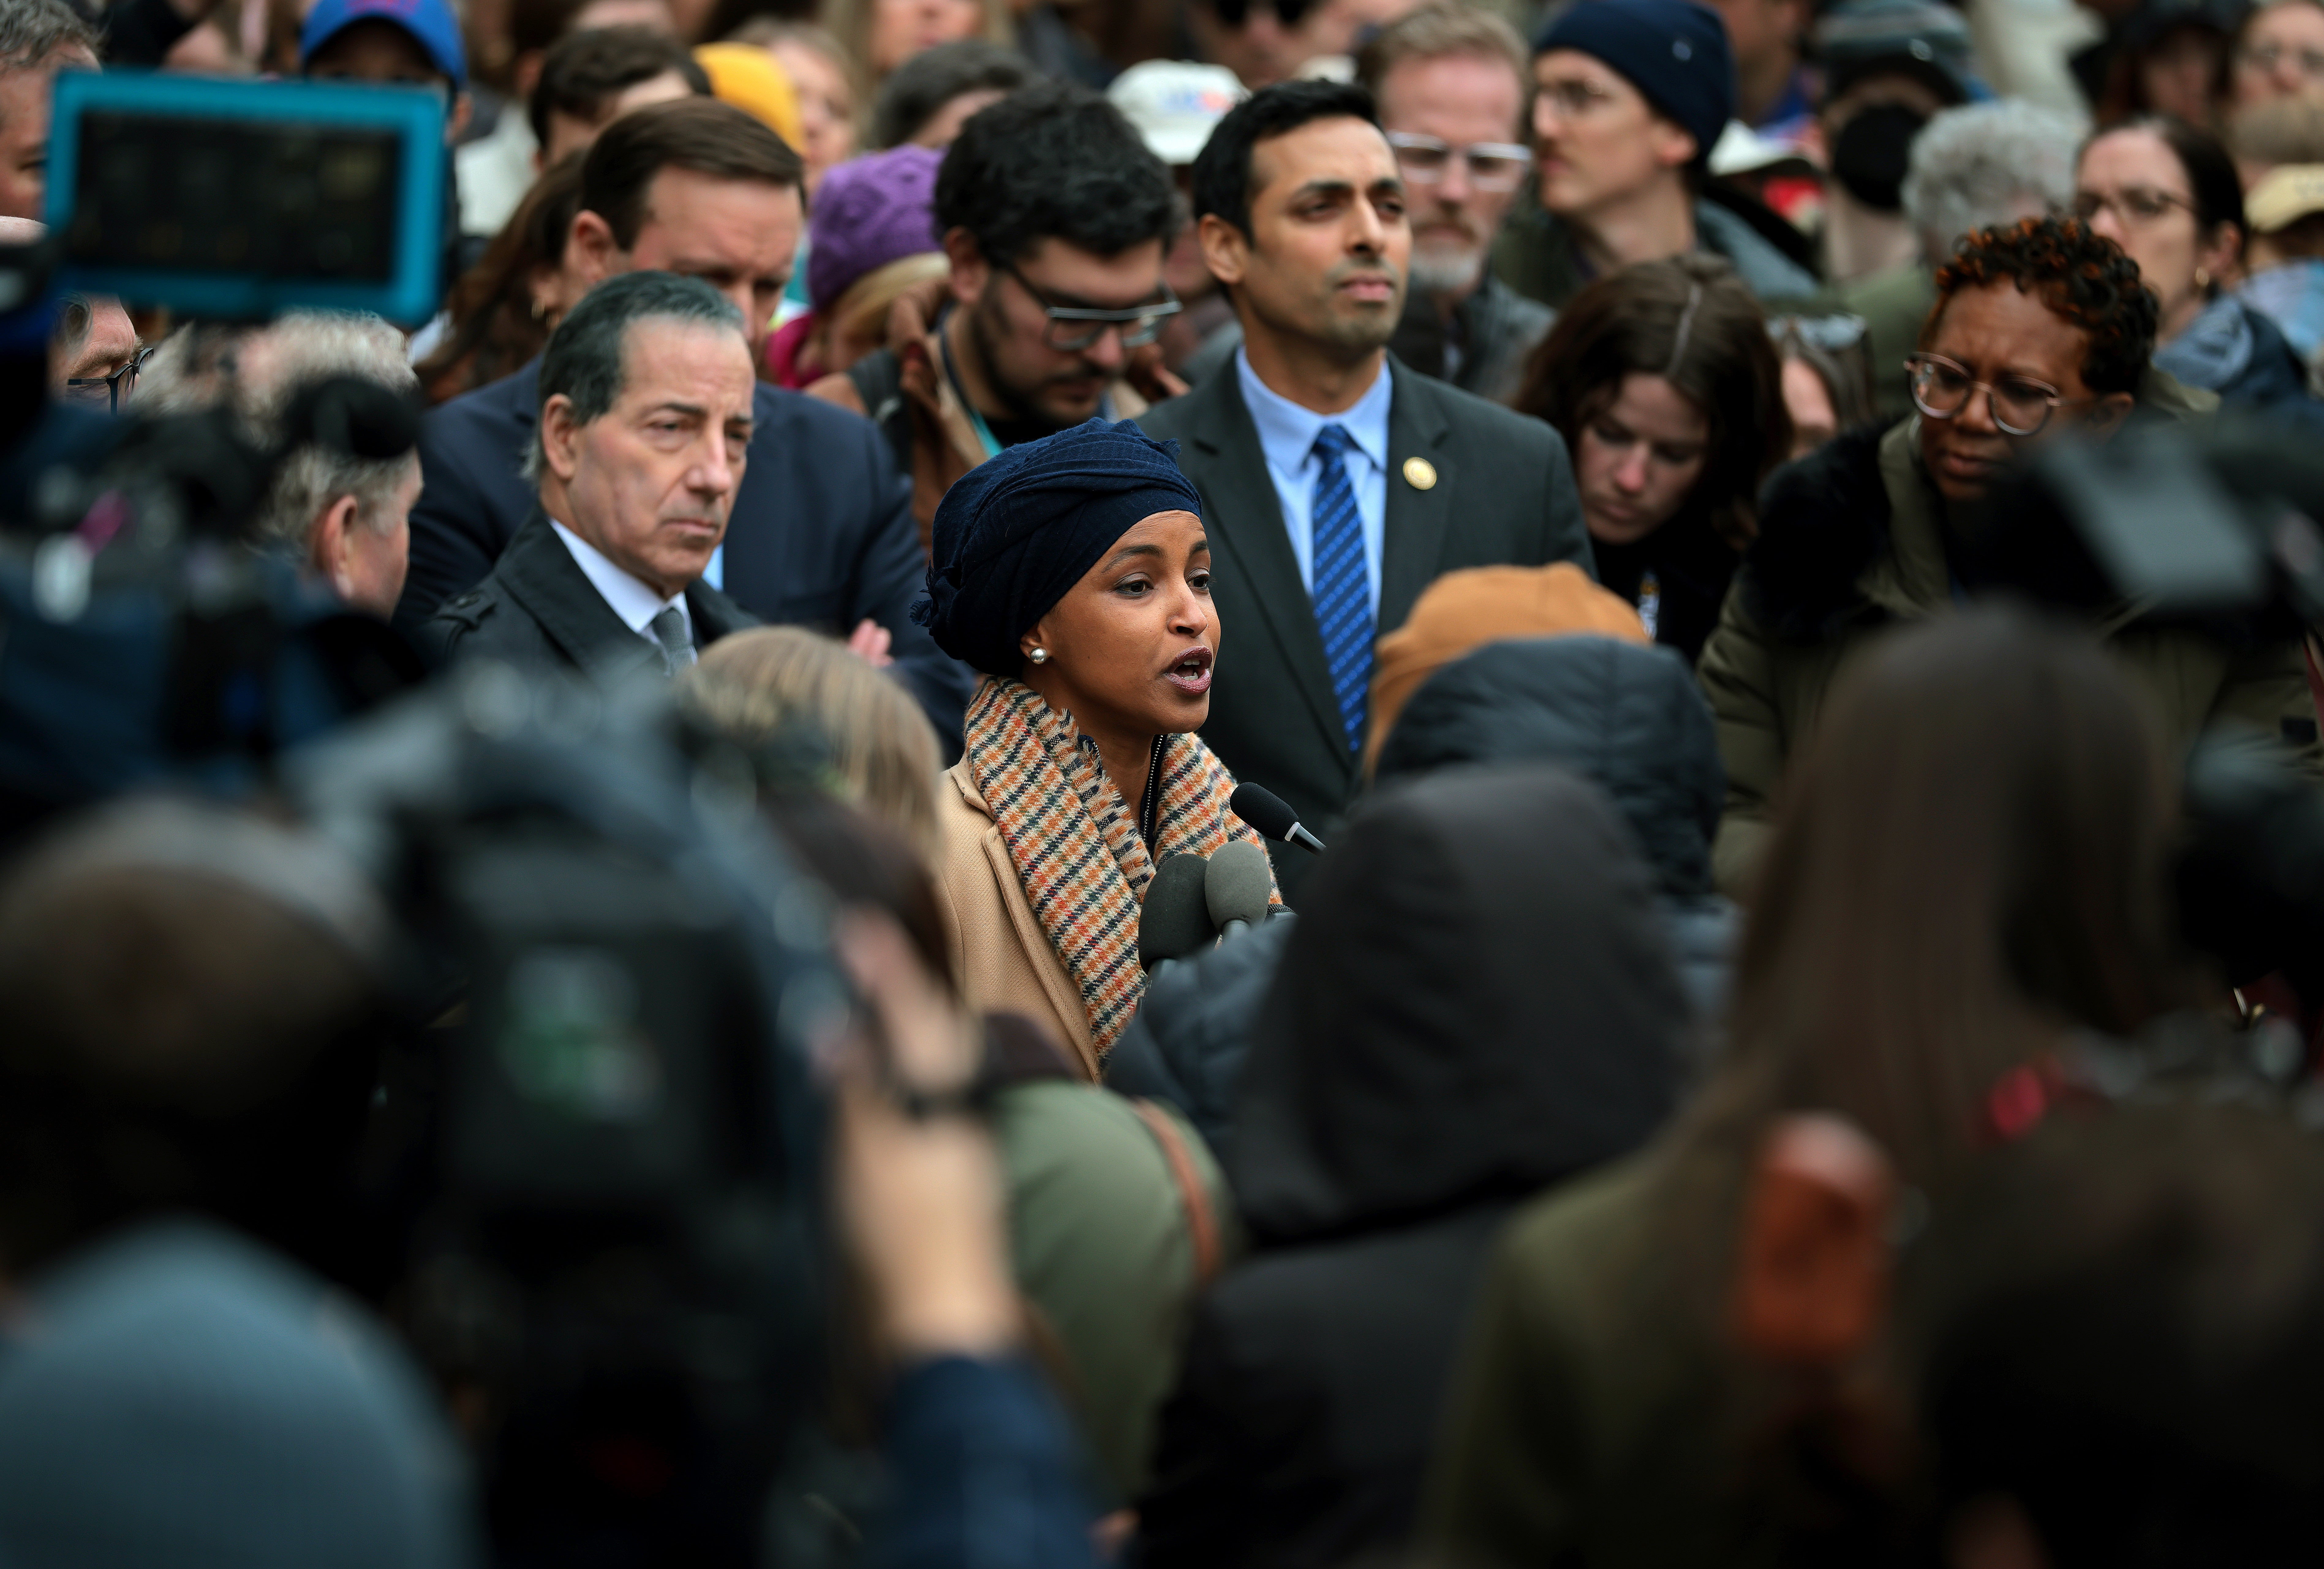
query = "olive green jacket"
xmin=1699 ymin=390 xmax=2324 ymax=897
xmin=1418 ymin=1151 xmax=1747 ymax=1569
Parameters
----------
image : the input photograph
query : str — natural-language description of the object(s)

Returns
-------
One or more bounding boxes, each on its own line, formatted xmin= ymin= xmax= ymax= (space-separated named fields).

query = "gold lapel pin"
xmin=1402 ymin=456 xmax=1438 ymax=491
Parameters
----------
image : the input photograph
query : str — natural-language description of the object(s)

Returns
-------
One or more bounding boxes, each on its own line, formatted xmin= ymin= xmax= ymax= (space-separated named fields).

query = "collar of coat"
xmin=1738 ymin=367 xmax=2252 ymax=646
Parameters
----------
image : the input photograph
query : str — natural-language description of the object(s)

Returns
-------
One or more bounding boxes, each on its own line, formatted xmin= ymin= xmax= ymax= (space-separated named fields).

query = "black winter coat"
xmin=1136 ymin=766 xmax=1688 ymax=1569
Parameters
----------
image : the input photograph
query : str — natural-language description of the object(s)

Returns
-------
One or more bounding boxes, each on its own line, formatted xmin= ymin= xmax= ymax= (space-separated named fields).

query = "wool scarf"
xmin=964 ymin=675 xmax=1276 ymax=1055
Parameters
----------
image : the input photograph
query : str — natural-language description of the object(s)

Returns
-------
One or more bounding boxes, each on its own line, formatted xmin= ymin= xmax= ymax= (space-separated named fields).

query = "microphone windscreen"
xmin=1205 ymin=840 xmax=1273 ymax=931
xmin=1139 ymin=853 xmax=1216 ymax=967
xmin=1229 ymin=783 xmax=1300 ymax=844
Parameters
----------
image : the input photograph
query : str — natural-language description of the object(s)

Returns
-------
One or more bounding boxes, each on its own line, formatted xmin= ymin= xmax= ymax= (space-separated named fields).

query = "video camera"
xmin=286 ymin=660 xmax=840 ymax=1567
xmin=1976 ymin=418 xmax=2324 ymax=1026
xmin=0 ymin=71 xmax=449 ymax=840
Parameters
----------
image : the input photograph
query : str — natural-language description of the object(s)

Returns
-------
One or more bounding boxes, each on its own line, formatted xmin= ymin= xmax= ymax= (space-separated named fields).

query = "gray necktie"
xmin=648 ymin=605 xmax=696 ymax=675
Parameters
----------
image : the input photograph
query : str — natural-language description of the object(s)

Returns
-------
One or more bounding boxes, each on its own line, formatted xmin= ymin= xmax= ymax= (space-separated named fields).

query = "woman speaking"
xmin=915 ymin=419 xmax=1276 ymax=1079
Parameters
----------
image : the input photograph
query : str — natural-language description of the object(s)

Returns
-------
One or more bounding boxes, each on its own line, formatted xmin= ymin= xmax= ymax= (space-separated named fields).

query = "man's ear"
xmin=310 ymin=492 xmax=361 ymax=592
xmin=569 ymin=209 xmax=623 ymax=290
xmin=539 ymin=393 xmax=585 ymax=483
xmin=943 ymin=227 xmax=989 ymax=307
xmin=1731 ymin=1112 xmax=1896 ymax=1368
xmin=1649 ymin=115 xmax=1699 ymax=173
xmin=1197 ymin=213 xmax=1248 ymax=292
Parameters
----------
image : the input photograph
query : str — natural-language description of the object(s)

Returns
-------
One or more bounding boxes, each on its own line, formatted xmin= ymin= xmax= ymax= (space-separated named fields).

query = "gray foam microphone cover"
xmin=1140 ymin=853 xmax=1217 ymax=967
xmin=1204 ymin=840 xmax=1274 ymax=930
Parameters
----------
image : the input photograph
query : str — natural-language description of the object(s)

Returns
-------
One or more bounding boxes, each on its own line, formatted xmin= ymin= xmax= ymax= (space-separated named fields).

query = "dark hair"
xmin=1905 ymin=1104 xmax=2324 ymax=1563
xmin=1769 ymin=315 xmax=1878 ymax=434
xmin=1515 ymin=254 xmax=1791 ymax=549
xmin=1191 ymin=78 xmax=1381 ymax=240
xmin=510 ymin=0 xmax=588 ymax=65
xmin=579 ymin=96 xmax=803 ymax=250
xmin=1927 ymin=216 xmax=2158 ymax=397
xmin=528 ymin=25 xmax=711 ymax=149
xmin=933 ymin=79 xmax=1178 ymax=268
xmin=2091 ymin=113 xmax=2248 ymax=278
xmin=0 ymin=800 xmax=387 ymax=1277
xmin=531 ymin=270 xmax=745 ymax=477
xmin=870 ymin=39 xmax=1031 ymax=150
xmin=1715 ymin=607 xmax=2194 ymax=1190
xmin=419 ymin=151 xmax=588 ymax=402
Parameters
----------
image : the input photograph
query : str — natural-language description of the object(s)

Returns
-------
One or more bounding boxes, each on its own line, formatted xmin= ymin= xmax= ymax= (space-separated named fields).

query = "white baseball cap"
xmin=1108 ymin=59 xmax=1248 ymax=167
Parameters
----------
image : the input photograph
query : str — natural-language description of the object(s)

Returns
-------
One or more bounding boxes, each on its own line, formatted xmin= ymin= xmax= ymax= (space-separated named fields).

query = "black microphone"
xmin=1205 ymin=840 xmax=1273 ymax=939
xmin=1139 ymin=853 xmax=1216 ymax=969
xmin=1229 ymin=783 xmax=1327 ymax=854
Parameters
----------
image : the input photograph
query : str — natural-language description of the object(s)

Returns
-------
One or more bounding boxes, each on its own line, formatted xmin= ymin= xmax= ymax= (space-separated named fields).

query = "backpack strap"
xmin=1130 ymin=1098 xmax=1223 ymax=1288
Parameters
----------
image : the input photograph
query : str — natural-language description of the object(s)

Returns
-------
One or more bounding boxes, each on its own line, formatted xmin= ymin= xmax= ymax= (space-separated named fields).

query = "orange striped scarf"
xmin=964 ymin=675 xmax=1277 ymax=1055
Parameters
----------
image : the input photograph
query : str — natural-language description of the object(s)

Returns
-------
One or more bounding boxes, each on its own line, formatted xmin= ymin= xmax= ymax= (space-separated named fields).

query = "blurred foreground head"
xmin=1902 ymin=1103 xmax=2324 ymax=1568
xmin=1722 ymin=606 xmax=2193 ymax=1188
xmin=0 ymin=796 xmax=389 ymax=1278
xmin=0 ymin=1223 xmax=477 ymax=1569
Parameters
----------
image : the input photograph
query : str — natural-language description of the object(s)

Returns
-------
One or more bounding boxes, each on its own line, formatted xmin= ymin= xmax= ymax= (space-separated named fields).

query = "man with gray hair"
xmin=0 ymin=0 xmax=96 ymax=221
xmin=422 ymin=271 xmax=757 ymax=682
xmin=1818 ymin=98 xmax=2087 ymax=418
xmin=141 ymin=312 xmax=422 ymax=620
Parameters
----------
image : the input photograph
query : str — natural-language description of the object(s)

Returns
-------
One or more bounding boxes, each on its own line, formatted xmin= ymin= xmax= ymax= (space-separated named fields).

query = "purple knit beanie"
xmin=807 ymin=144 xmax=945 ymax=314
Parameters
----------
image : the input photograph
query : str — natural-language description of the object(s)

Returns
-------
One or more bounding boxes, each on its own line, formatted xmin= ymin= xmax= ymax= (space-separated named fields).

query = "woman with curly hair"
xmin=1511 ymin=255 xmax=1792 ymax=666
xmin=1697 ymin=214 xmax=2323 ymax=896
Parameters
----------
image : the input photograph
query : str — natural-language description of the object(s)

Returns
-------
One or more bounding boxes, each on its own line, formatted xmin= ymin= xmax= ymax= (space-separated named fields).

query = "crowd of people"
xmin=6 ymin=0 xmax=2324 ymax=1560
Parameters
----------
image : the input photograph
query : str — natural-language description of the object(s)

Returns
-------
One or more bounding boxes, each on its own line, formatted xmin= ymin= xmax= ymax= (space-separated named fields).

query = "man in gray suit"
xmin=1139 ymin=79 xmax=1593 ymax=898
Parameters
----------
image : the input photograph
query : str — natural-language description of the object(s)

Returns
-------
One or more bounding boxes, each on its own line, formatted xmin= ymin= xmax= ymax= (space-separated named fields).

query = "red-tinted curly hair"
xmin=1925 ymin=216 xmax=2157 ymax=398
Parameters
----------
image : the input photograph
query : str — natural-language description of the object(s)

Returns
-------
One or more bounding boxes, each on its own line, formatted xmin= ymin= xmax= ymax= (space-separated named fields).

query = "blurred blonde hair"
xmin=818 ymin=0 xmax=1010 ymax=87
xmin=685 ymin=626 xmax=944 ymax=859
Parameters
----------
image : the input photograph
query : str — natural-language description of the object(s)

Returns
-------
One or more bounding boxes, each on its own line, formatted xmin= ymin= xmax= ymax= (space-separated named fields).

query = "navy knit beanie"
xmin=1535 ymin=0 xmax=1735 ymax=167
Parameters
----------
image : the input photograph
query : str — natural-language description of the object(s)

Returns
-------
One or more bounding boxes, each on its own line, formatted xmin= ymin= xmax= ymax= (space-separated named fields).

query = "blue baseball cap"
xmin=300 ymin=0 xmax=468 ymax=90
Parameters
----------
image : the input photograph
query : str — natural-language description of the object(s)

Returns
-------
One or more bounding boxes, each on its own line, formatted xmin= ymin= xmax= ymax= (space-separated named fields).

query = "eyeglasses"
xmin=1385 ymin=132 xmax=1534 ymax=193
xmin=1906 ymin=352 xmax=2097 ymax=437
xmin=1002 ymin=264 xmax=1182 ymax=352
xmin=2069 ymin=186 xmax=2196 ymax=226
xmin=2239 ymin=39 xmax=2324 ymax=77
xmin=62 ymin=344 xmax=153 ymax=414
xmin=1533 ymin=76 xmax=1622 ymax=123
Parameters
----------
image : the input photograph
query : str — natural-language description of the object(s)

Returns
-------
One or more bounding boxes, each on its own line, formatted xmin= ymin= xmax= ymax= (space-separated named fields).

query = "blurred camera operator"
xmin=140 ymin=313 xmax=421 ymax=620
xmin=422 ymin=270 xmax=758 ymax=680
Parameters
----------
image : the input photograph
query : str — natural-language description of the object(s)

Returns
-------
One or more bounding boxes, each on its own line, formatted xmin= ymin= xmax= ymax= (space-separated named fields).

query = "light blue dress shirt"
xmin=1234 ymin=347 xmax=1392 ymax=619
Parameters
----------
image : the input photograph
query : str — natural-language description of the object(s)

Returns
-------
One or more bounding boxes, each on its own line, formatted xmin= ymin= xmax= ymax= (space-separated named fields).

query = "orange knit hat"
xmin=1365 ymin=563 xmax=1648 ymax=773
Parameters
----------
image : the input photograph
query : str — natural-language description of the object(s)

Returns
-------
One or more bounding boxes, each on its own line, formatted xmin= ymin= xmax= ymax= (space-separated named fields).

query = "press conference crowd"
xmin=11 ymin=0 xmax=2324 ymax=1558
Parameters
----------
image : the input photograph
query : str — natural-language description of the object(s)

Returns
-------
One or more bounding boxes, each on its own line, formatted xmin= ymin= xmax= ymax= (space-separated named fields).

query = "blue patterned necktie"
xmin=1308 ymin=422 xmax=1374 ymax=751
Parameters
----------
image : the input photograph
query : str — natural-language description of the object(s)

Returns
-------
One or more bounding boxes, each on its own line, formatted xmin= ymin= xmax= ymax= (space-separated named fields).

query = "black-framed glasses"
xmin=1905 ymin=353 xmax=2100 ymax=437
xmin=1002 ymin=264 xmax=1181 ymax=352
xmin=2069 ymin=186 xmax=2196 ymax=226
xmin=1385 ymin=131 xmax=1534 ymax=193
xmin=62 ymin=344 xmax=153 ymax=414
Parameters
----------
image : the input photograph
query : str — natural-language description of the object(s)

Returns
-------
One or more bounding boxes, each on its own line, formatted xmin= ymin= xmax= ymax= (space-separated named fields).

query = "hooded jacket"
xmin=1135 ymin=766 xmax=1687 ymax=1569
xmin=1699 ymin=401 xmax=2324 ymax=896
xmin=1493 ymin=193 xmax=1820 ymax=314
xmin=1374 ymin=636 xmax=1737 ymax=1031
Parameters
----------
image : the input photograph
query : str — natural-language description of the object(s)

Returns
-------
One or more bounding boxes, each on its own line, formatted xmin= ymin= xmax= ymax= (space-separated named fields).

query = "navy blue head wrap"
xmin=913 ymin=418 xmax=1205 ymax=677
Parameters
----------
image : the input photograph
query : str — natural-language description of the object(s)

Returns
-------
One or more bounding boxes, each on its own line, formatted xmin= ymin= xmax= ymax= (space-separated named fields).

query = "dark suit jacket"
xmin=397 ymin=357 xmax=972 ymax=751
xmin=420 ymin=508 xmax=759 ymax=685
xmin=1137 ymin=356 xmax=1593 ymax=899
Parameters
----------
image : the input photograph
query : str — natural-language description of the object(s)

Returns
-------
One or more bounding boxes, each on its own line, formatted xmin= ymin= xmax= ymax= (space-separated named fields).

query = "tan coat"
xmin=934 ymin=759 xmax=1099 ymax=1080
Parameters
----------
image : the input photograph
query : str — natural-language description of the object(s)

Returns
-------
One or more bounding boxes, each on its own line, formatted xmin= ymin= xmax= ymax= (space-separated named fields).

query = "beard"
xmin=1408 ymin=231 xmax=1486 ymax=299
xmin=967 ymin=288 xmax=1100 ymax=430
xmin=1306 ymin=255 xmax=1408 ymax=353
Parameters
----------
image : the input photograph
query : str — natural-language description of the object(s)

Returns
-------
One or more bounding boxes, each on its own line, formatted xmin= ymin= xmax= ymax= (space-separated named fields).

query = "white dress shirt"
xmin=549 ymin=517 xmax=693 ymax=650
xmin=1233 ymin=345 xmax=1392 ymax=618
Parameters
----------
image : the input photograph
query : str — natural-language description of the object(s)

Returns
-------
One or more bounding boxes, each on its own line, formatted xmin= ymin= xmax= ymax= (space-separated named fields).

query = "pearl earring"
xmin=1028 ymin=647 xmax=1050 ymax=664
